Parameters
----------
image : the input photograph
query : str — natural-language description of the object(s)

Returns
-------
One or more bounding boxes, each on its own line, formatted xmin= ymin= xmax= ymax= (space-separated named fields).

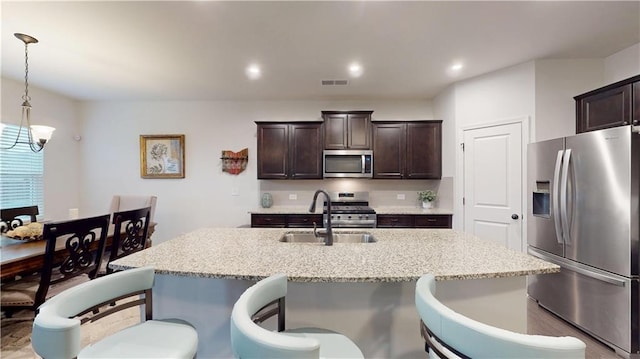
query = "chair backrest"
xmin=109 ymin=195 xmax=157 ymax=223
xmin=415 ymin=274 xmax=586 ymax=359
xmin=34 ymin=214 xmax=111 ymax=309
xmin=0 ymin=205 xmax=39 ymax=233
xmin=32 ymin=266 xmax=155 ymax=359
xmin=230 ymin=274 xmax=321 ymax=359
xmin=105 ymin=207 xmax=151 ymax=275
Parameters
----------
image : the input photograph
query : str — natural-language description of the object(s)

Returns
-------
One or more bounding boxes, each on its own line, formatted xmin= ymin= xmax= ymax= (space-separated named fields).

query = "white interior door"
xmin=463 ymin=122 xmax=523 ymax=251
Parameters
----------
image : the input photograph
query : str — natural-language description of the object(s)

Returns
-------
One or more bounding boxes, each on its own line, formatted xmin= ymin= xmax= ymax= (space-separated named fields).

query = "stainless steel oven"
xmin=323 ymin=192 xmax=376 ymax=228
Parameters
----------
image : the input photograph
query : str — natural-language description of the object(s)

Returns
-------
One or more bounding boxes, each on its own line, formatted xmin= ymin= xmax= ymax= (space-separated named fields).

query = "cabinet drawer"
xmin=414 ymin=215 xmax=452 ymax=228
xmin=287 ymin=214 xmax=322 ymax=228
xmin=376 ymin=215 xmax=413 ymax=228
xmin=251 ymin=214 xmax=286 ymax=228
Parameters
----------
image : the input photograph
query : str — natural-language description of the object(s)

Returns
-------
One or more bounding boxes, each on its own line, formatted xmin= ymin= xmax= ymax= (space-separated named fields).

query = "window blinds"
xmin=0 ymin=124 xmax=45 ymax=217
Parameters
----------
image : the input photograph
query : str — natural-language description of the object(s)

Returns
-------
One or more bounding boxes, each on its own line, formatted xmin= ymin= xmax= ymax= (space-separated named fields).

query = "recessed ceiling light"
xmin=246 ymin=64 xmax=261 ymax=80
xmin=446 ymin=62 xmax=464 ymax=77
xmin=348 ymin=62 xmax=363 ymax=78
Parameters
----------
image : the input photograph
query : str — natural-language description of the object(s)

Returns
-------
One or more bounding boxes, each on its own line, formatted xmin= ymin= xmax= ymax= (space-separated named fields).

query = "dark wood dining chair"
xmin=0 ymin=214 xmax=110 ymax=318
xmin=0 ymin=205 xmax=39 ymax=233
xmin=99 ymin=206 xmax=151 ymax=276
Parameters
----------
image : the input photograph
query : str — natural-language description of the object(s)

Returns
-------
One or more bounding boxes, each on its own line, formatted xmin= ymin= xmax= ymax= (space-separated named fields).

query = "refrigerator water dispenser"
xmin=532 ymin=181 xmax=550 ymax=217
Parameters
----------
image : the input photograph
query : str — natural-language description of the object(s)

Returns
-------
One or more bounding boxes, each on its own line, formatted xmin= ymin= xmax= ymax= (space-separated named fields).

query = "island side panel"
xmin=152 ymin=274 xmax=251 ymax=358
xmin=286 ymin=281 xmax=425 ymax=358
xmin=151 ymin=274 xmax=528 ymax=358
xmin=437 ymin=276 xmax=527 ymax=333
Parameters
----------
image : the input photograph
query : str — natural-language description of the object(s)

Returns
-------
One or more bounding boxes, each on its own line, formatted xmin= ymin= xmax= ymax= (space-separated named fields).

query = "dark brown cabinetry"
xmin=575 ymin=75 xmax=640 ymax=133
xmin=256 ymin=122 xmax=323 ymax=179
xmin=376 ymin=214 xmax=452 ymax=228
xmin=372 ymin=121 xmax=442 ymax=179
xmin=251 ymin=214 xmax=322 ymax=228
xmin=322 ymin=111 xmax=372 ymax=150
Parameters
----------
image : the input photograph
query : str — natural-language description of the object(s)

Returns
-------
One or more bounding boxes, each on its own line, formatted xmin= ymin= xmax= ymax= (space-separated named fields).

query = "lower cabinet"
xmin=376 ymin=214 xmax=452 ymax=229
xmin=251 ymin=214 xmax=322 ymax=228
xmin=252 ymin=213 xmax=452 ymax=229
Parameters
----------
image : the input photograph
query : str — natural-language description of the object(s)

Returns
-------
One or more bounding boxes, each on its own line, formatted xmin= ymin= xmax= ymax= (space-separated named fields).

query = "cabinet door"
xmin=257 ymin=124 xmax=289 ymax=179
xmin=289 ymin=123 xmax=323 ymax=179
xmin=406 ymin=121 xmax=442 ymax=179
xmin=634 ymin=81 xmax=640 ymax=126
xmin=323 ymin=112 xmax=371 ymax=149
xmin=324 ymin=114 xmax=348 ymax=149
xmin=414 ymin=215 xmax=452 ymax=228
xmin=347 ymin=114 xmax=371 ymax=149
xmin=576 ymin=84 xmax=632 ymax=133
xmin=287 ymin=214 xmax=323 ymax=228
xmin=251 ymin=214 xmax=286 ymax=228
xmin=373 ymin=123 xmax=405 ymax=179
xmin=376 ymin=214 xmax=413 ymax=228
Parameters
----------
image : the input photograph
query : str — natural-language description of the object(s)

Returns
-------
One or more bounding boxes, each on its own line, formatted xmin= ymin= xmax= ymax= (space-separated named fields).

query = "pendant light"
xmin=1 ymin=33 xmax=55 ymax=152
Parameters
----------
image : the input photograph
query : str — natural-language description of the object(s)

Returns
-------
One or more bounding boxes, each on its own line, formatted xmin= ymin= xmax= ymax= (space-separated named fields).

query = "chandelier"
xmin=1 ymin=33 xmax=55 ymax=153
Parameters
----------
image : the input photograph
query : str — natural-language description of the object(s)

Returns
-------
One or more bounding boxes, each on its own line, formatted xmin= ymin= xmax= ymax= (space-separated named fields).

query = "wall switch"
xmin=289 ymin=194 xmax=297 ymax=200
xmin=231 ymin=188 xmax=239 ymax=196
xmin=397 ymin=194 xmax=406 ymax=200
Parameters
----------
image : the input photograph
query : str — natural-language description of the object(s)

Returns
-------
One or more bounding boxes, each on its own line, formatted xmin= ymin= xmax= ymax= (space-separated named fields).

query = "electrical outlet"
xmin=289 ymin=194 xmax=297 ymax=200
xmin=397 ymin=194 xmax=406 ymax=200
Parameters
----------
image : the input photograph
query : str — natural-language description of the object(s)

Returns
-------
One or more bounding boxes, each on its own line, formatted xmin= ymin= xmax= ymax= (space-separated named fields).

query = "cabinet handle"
xmin=390 ymin=218 xmax=399 ymax=222
xmin=427 ymin=219 xmax=436 ymax=222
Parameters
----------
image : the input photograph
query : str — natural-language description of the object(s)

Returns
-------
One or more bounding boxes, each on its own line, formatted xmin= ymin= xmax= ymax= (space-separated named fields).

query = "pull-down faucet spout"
xmin=309 ymin=190 xmax=333 ymax=246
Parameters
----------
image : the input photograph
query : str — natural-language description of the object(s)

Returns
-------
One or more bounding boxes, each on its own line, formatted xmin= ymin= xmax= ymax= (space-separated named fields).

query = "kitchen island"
xmin=111 ymin=228 xmax=558 ymax=358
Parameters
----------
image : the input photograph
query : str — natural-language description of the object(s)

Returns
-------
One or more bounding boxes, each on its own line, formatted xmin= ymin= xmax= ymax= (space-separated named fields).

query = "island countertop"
xmin=111 ymin=228 xmax=558 ymax=282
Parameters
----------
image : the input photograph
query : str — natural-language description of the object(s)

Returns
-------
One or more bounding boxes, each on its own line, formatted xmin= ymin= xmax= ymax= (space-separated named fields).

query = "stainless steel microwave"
xmin=323 ymin=150 xmax=373 ymax=178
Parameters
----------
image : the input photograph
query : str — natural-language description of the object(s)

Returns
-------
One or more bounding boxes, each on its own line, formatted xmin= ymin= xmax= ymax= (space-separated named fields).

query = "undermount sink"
xmin=279 ymin=232 xmax=377 ymax=244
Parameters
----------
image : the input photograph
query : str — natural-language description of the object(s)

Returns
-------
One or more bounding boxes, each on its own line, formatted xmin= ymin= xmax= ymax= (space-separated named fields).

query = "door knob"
xmin=511 ymin=214 xmax=519 ymax=220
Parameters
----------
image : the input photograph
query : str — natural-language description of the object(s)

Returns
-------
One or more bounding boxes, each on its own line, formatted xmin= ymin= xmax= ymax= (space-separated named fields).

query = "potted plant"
xmin=418 ymin=190 xmax=437 ymax=209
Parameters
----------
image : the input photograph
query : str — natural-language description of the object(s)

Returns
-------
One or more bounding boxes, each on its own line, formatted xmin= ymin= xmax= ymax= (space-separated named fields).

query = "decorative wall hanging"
xmin=140 ymin=134 xmax=185 ymax=179
xmin=221 ymin=148 xmax=248 ymax=175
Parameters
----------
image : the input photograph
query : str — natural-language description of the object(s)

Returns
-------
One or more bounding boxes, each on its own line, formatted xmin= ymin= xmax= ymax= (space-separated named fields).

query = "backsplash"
xmin=258 ymin=177 xmax=453 ymax=210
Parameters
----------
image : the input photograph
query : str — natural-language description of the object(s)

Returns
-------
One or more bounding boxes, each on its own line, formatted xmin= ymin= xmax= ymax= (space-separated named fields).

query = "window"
xmin=0 ymin=124 xmax=45 ymax=217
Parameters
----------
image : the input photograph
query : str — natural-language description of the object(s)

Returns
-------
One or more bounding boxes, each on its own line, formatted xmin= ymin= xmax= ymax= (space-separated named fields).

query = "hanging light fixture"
xmin=1 ymin=33 xmax=55 ymax=152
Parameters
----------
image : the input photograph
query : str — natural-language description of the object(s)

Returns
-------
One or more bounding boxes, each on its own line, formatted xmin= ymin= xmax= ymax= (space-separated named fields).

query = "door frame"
xmin=455 ymin=116 xmax=531 ymax=252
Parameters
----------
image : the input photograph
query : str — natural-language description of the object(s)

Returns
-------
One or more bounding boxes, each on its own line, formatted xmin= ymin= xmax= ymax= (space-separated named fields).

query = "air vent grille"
xmin=321 ymin=79 xmax=349 ymax=86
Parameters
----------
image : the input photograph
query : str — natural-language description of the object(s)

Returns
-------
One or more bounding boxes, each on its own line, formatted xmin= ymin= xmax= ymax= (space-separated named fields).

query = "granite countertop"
xmin=249 ymin=206 xmax=454 ymax=215
xmin=111 ymin=228 xmax=558 ymax=282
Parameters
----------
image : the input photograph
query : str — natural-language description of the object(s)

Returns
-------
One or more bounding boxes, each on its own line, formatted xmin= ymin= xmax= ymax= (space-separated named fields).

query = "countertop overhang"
xmin=111 ymin=228 xmax=558 ymax=282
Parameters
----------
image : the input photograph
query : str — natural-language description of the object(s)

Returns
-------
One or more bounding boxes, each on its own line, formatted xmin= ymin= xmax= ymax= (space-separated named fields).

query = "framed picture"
xmin=140 ymin=134 xmax=185 ymax=178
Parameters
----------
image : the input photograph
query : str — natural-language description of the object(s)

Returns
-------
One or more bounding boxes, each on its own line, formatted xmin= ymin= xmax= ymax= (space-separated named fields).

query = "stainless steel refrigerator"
xmin=527 ymin=125 xmax=639 ymax=358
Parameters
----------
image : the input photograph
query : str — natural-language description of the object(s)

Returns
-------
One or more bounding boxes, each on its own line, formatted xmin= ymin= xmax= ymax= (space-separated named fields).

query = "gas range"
xmin=323 ymin=192 xmax=377 ymax=228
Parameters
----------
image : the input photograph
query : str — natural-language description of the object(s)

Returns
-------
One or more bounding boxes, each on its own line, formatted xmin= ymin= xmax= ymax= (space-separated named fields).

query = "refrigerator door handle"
xmin=528 ymin=247 xmax=627 ymax=287
xmin=560 ymin=149 xmax=572 ymax=245
xmin=552 ymin=150 xmax=564 ymax=244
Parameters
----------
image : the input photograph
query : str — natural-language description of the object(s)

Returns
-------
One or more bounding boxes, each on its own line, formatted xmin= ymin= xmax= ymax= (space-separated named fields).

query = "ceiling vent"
xmin=321 ymin=79 xmax=349 ymax=86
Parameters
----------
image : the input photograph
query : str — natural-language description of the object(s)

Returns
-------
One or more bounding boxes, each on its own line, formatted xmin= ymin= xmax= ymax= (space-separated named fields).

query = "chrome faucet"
xmin=309 ymin=189 xmax=333 ymax=246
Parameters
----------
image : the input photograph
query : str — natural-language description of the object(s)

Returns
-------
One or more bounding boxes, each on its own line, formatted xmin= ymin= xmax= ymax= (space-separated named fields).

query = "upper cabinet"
xmin=256 ymin=122 xmax=323 ymax=179
xmin=372 ymin=120 xmax=442 ymax=179
xmin=322 ymin=111 xmax=373 ymax=149
xmin=575 ymin=75 xmax=640 ymax=134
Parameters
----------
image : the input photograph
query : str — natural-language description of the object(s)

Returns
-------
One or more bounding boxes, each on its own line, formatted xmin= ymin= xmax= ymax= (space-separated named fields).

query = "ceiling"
xmin=2 ymin=1 xmax=639 ymax=102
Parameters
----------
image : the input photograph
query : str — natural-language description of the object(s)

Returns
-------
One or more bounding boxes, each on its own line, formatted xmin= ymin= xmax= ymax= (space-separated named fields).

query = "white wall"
xmin=604 ymin=42 xmax=640 ymax=83
xmin=446 ymin=62 xmax=535 ymax=230
xmin=79 ymin=99 xmax=437 ymax=243
xmin=534 ymin=59 xmax=603 ymax=141
xmin=1 ymin=78 xmax=82 ymax=221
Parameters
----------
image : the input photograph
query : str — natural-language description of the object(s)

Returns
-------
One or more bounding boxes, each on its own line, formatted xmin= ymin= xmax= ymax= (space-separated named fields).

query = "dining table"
xmin=0 ymin=222 xmax=156 ymax=281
